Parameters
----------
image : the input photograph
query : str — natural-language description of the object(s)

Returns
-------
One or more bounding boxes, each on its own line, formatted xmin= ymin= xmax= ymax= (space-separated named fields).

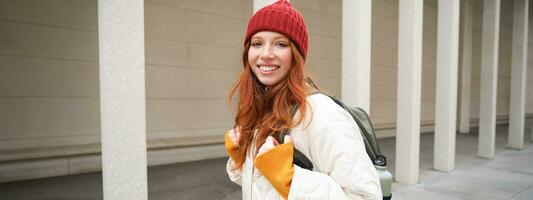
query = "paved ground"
xmin=388 ymin=126 xmax=533 ymax=200
xmin=1 ymin=124 xmax=532 ymax=200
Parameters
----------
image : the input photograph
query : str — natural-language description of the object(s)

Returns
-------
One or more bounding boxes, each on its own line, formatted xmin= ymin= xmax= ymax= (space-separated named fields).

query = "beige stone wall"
xmin=369 ymin=0 xmax=439 ymax=129
xmin=290 ymin=0 xmax=342 ymax=96
xmin=0 ymin=0 xmax=252 ymax=151
xmin=421 ymin=0 xmax=438 ymax=126
xmin=468 ymin=0 xmax=483 ymax=120
xmin=497 ymin=0 xmax=513 ymax=117
xmin=369 ymin=0 xmax=528 ymax=132
xmin=528 ymin=4 xmax=533 ymax=113
xmin=0 ymin=0 xmax=100 ymax=151
xmin=371 ymin=0 xmax=398 ymax=128
xmin=144 ymin=0 xmax=250 ymax=140
xmin=469 ymin=0 xmax=515 ymax=120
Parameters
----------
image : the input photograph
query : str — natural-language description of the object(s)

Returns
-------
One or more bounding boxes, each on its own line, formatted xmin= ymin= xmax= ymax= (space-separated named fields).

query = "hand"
xmin=257 ymin=135 xmax=291 ymax=156
xmin=253 ymin=135 xmax=294 ymax=199
xmin=225 ymin=127 xmax=244 ymax=163
xmin=229 ymin=127 xmax=241 ymax=145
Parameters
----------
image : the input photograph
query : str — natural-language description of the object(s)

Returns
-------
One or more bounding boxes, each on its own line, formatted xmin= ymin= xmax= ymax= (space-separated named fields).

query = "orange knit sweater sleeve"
xmin=253 ymin=143 xmax=294 ymax=199
xmin=224 ymin=130 xmax=244 ymax=164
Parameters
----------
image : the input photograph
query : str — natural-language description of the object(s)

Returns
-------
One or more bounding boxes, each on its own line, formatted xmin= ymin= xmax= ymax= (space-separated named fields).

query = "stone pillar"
xmin=395 ymin=0 xmax=423 ymax=185
xmin=254 ymin=0 xmax=278 ymax=13
xmin=459 ymin=0 xmax=474 ymax=134
xmin=98 ymin=0 xmax=148 ymax=199
xmin=509 ymin=0 xmax=529 ymax=150
xmin=434 ymin=0 xmax=460 ymax=172
xmin=478 ymin=0 xmax=501 ymax=159
xmin=342 ymin=0 xmax=372 ymax=112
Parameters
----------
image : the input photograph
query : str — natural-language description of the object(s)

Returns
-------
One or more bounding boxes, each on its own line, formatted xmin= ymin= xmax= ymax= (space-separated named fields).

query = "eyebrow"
xmin=251 ymin=35 xmax=289 ymax=41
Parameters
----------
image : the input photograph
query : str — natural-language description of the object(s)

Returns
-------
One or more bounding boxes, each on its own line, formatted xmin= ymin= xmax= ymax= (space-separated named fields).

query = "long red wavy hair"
xmin=228 ymin=41 xmax=311 ymax=169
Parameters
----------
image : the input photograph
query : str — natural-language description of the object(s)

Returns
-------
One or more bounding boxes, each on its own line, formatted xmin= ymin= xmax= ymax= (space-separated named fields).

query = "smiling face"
xmin=248 ymin=31 xmax=293 ymax=86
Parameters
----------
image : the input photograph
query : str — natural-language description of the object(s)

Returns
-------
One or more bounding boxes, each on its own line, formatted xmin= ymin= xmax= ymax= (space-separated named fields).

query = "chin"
xmin=259 ymin=79 xmax=278 ymax=86
xmin=260 ymin=81 xmax=275 ymax=86
xmin=255 ymin=74 xmax=286 ymax=86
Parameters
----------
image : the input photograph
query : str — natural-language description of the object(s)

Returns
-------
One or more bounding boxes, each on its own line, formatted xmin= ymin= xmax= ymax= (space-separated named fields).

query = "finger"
xmin=264 ymin=137 xmax=275 ymax=147
xmin=267 ymin=136 xmax=279 ymax=146
xmin=258 ymin=138 xmax=275 ymax=155
xmin=284 ymin=135 xmax=292 ymax=143
xmin=229 ymin=129 xmax=238 ymax=145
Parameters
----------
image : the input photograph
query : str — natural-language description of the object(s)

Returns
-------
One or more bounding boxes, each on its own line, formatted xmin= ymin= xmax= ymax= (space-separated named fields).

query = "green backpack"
xmin=278 ymin=92 xmax=392 ymax=200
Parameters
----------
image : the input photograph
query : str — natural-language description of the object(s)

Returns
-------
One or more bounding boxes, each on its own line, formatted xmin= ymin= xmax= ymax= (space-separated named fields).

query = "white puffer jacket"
xmin=226 ymin=93 xmax=382 ymax=200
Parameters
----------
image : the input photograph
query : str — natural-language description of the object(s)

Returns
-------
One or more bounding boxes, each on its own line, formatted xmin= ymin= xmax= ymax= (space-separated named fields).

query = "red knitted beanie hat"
xmin=244 ymin=0 xmax=309 ymax=59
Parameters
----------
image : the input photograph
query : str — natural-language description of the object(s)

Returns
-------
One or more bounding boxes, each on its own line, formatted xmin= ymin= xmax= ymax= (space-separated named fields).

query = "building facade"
xmin=1 ymin=0 xmax=532 ymax=196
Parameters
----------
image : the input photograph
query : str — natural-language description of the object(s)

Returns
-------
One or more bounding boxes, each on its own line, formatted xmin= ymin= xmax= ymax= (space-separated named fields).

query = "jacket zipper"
xmin=249 ymin=130 xmax=257 ymax=200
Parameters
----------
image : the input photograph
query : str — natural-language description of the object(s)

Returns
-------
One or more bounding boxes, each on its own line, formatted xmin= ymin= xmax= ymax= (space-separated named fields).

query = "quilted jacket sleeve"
xmin=226 ymin=158 xmax=243 ymax=186
xmin=288 ymin=120 xmax=382 ymax=200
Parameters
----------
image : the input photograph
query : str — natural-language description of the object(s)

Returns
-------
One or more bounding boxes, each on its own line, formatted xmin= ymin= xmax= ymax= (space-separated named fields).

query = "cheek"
xmin=279 ymin=52 xmax=292 ymax=77
xmin=248 ymin=50 xmax=259 ymax=66
xmin=281 ymin=51 xmax=292 ymax=67
xmin=248 ymin=51 xmax=259 ymax=75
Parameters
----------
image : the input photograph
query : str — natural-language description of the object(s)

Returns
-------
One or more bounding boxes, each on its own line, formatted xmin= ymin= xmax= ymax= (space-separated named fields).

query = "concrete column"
xmin=395 ymin=0 xmax=423 ymax=185
xmin=434 ymin=0 xmax=460 ymax=172
xmin=509 ymin=0 xmax=529 ymax=150
xmin=254 ymin=0 xmax=278 ymax=13
xmin=342 ymin=0 xmax=372 ymax=112
xmin=459 ymin=0 xmax=474 ymax=134
xmin=98 ymin=0 xmax=148 ymax=199
xmin=479 ymin=0 xmax=501 ymax=159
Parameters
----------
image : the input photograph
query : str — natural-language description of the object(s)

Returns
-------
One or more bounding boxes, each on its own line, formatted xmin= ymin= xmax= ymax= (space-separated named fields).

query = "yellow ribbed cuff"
xmin=254 ymin=143 xmax=294 ymax=199
xmin=225 ymin=130 xmax=243 ymax=164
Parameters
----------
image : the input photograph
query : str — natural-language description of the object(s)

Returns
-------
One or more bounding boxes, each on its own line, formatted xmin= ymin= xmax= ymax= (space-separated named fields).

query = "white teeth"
xmin=259 ymin=65 xmax=278 ymax=72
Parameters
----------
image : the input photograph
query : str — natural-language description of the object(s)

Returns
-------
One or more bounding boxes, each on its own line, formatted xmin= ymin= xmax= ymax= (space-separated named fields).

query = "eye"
xmin=276 ymin=42 xmax=289 ymax=48
xmin=250 ymin=41 xmax=263 ymax=48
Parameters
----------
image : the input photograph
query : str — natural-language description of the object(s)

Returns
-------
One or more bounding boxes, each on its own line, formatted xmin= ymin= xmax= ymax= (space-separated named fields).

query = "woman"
xmin=225 ymin=1 xmax=382 ymax=199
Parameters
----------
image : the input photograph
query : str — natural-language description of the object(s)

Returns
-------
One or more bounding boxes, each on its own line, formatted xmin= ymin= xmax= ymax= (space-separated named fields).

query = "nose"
xmin=259 ymin=44 xmax=275 ymax=60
